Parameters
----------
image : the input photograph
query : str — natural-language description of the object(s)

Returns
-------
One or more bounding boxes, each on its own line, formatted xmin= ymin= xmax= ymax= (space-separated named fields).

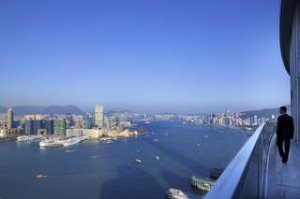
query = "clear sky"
xmin=0 ymin=0 xmax=290 ymax=113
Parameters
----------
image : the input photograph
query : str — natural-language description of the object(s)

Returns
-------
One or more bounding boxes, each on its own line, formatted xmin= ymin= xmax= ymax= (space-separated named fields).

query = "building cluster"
xmin=181 ymin=112 xmax=269 ymax=128
xmin=134 ymin=110 xmax=273 ymax=129
xmin=0 ymin=105 xmax=275 ymax=138
xmin=0 ymin=105 xmax=133 ymax=139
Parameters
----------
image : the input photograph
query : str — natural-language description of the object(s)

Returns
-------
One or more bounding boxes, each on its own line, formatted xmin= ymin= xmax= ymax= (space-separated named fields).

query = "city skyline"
xmin=0 ymin=0 xmax=289 ymax=113
xmin=0 ymin=105 xmax=272 ymax=132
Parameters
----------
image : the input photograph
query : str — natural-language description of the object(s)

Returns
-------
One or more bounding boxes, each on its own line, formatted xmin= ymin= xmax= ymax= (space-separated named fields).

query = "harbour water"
xmin=0 ymin=121 xmax=248 ymax=199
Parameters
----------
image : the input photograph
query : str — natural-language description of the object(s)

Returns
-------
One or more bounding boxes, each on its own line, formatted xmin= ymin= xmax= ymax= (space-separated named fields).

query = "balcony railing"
xmin=205 ymin=120 xmax=276 ymax=199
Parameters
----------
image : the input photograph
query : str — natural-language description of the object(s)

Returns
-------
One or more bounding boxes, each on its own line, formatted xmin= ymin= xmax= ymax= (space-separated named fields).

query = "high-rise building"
xmin=95 ymin=105 xmax=104 ymax=128
xmin=33 ymin=120 xmax=42 ymax=134
xmin=6 ymin=108 xmax=13 ymax=129
xmin=44 ymin=120 xmax=54 ymax=135
xmin=83 ymin=115 xmax=93 ymax=129
xmin=25 ymin=120 xmax=45 ymax=135
xmin=25 ymin=120 xmax=33 ymax=134
xmin=65 ymin=113 xmax=74 ymax=128
xmin=54 ymin=119 xmax=66 ymax=136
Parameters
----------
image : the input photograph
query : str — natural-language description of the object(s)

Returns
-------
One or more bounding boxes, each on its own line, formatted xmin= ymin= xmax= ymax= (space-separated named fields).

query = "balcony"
xmin=205 ymin=120 xmax=300 ymax=198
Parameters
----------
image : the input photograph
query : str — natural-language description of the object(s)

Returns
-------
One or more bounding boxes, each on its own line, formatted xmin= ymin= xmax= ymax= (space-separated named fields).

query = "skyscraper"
xmin=44 ymin=120 xmax=54 ymax=135
xmin=25 ymin=120 xmax=43 ymax=135
xmin=83 ymin=115 xmax=93 ymax=129
xmin=6 ymin=108 xmax=13 ymax=129
xmin=95 ymin=105 xmax=104 ymax=128
xmin=25 ymin=120 xmax=33 ymax=134
xmin=54 ymin=119 xmax=66 ymax=136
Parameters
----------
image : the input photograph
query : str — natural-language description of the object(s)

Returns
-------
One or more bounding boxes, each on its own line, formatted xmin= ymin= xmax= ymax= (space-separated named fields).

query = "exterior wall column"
xmin=290 ymin=2 xmax=300 ymax=144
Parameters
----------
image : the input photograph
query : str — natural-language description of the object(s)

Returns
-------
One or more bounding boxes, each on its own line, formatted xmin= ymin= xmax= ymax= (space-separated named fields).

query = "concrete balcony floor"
xmin=267 ymin=136 xmax=300 ymax=198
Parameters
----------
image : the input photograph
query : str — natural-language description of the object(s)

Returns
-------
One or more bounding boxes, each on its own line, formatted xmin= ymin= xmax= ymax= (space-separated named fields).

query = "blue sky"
xmin=0 ymin=0 xmax=289 ymax=113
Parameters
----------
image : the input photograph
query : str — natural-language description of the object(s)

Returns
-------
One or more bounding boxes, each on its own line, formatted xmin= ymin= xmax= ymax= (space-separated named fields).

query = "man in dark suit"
xmin=277 ymin=106 xmax=294 ymax=163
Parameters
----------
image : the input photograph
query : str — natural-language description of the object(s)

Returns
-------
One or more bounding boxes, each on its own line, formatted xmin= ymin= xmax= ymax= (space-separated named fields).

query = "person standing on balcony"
xmin=277 ymin=106 xmax=294 ymax=163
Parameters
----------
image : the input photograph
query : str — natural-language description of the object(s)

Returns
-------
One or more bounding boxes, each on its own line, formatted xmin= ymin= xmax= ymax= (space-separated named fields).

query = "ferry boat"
xmin=39 ymin=139 xmax=63 ymax=147
xmin=164 ymin=188 xmax=190 ymax=199
xmin=191 ymin=176 xmax=216 ymax=192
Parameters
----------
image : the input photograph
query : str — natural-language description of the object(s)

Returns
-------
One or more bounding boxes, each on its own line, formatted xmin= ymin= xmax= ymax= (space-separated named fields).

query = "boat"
xmin=45 ymin=143 xmax=63 ymax=148
xmin=17 ymin=136 xmax=29 ymax=142
xmin=53 ymin=139 xmax=66 ymax=145
xmin=91 ymin=155 xmax=99 ymax=159
xmin=40 ymin=136 xmax=86 ymax=148
xmin=164 ymin=188 xmax=190 ymax=199
xmin=135 ymin=159 xmax=142 ymax=164
xmin=39 ymin=139 xmax=63 ymax=148
xmin=100 ymin=137 xmax=117 ymax=143
xmin=39 ymin=139 xmax=54 ymax=147
xmin=63 ymin=137 xmax=81 ymax=147
xmin=29 ymin=135 xmax=43 ymax=141
xmin=17 ymin=135 xmax=42 ymax=142
xmin=65 ymin=149 xmax=76 ymax=153
xmin=106 ymin=140 xmax=112 ymax=144
xmin=155 ymin=156 xmax=160 ymax=161
xmin=78 ymin=135 xmax=88 ymax=142
xmin=99 ymin=137 xmax=111 ymax=141
xmin=153 ymin=139 xmax=159 ymax=142
xmin=191 ymin=176 xmax=216 ymax=192
xmin=36 ymin=174 xmax=45 ymax=179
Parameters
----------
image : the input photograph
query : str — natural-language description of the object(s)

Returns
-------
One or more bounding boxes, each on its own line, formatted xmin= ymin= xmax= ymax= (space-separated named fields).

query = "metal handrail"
xmin=205 ymin=121 xmax=276 ymax=199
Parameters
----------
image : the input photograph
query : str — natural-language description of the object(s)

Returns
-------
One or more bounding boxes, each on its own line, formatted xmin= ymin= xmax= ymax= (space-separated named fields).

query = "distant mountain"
xmin=240 ymin=105 xmax=291 ymax=119
xmin=0 ymin=105 xmax=85 ymax=115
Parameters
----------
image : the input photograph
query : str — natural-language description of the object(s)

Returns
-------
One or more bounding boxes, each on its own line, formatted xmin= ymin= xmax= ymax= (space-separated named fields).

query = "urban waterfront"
xmin=0 ymin=121 xmax=248 ymax=199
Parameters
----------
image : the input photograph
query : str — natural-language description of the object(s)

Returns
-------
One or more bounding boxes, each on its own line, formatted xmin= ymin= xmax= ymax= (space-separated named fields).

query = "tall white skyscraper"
xmin=95 ymin=105 xmax=104 ymax=128
xmin=7 ymin=108 xmax=13 ymax=129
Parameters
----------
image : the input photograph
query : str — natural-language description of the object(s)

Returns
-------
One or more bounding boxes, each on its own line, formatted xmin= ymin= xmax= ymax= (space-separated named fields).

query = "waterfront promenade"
xmin=267 ymin=136 xmax=300 ymax=198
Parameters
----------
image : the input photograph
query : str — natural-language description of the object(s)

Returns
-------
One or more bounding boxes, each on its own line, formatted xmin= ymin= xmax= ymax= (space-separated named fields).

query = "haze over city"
xmin=0 ymin=0 xmax=289 ymax=113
